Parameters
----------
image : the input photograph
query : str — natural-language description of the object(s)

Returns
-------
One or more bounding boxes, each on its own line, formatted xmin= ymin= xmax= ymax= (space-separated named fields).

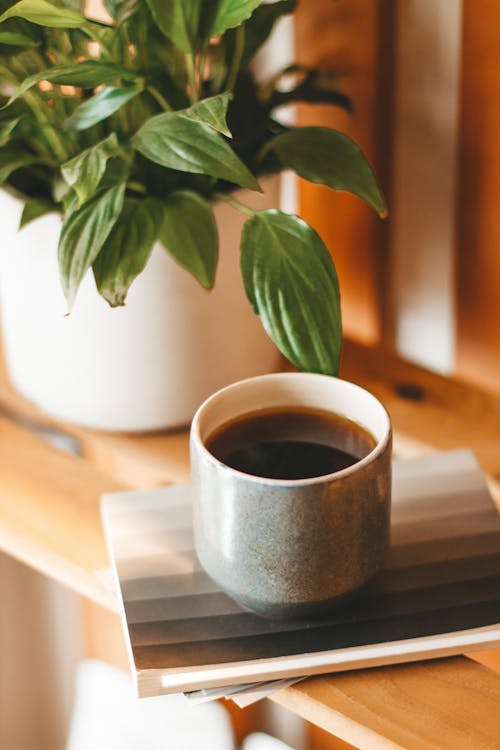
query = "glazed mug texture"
xmin=190 ymin=372 xmax=392 ymax=619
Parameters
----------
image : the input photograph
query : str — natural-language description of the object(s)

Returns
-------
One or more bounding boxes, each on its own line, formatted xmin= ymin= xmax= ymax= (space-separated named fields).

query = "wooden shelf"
xmin=1 ymin=338 xmax=499 ymax=749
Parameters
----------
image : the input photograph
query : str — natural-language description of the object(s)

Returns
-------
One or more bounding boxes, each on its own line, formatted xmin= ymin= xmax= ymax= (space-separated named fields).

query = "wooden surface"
xmin=456 ymin=0 xmax=500 ymax=392
xmin=0 ymin=415 xmax=119 ymax=609
xmin=274 ymin=658 xmax=500 ymax=750
xmin=1 ymin=338 xmax=500 ymax=749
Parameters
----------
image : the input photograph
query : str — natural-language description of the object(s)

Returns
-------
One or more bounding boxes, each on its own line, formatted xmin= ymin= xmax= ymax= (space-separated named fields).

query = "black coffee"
xmin=205 ymin=407 xmax=376 ymax=480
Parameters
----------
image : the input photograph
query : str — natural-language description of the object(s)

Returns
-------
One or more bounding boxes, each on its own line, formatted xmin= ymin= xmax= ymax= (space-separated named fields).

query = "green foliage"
xmin=0 ymin=117 xmax=19 ymax=142
xmin=0 ymin=147 xmax=40 ymax=184
xmin=241 ymin=211 xmax=342 ymax=375
xmin=61 ymin=132 xmax=119 ymax=204
xmin=65 ymin=84 xmax=143 ymax=130
xmin=0 ymin=0 xmax=85 ymax=27
xmin=132 ymin=112 xmax=260 ymax=190
xmin=144 ymin=0 xmax=202 ymax=53
xmin=0 ymin=0 xmax=386 ymax=375
xmin=58 ymin=183 xmax=125 ymax=309
xmin=3 ymin=62 xmax=140 ymax=107
xmin=93 ymin=196 xmax=164 ymax=305
xmin=265 ymin=127 xmax=387 ymax=217
xmin=20 ymin=196 xmax=57 ymax=226
xmin=158 ymin=190 xmax=218 ymax=289
xmin=0 ymin=30 xmax=40 ymax=45
xmin=206 ymin=0 xmax=264 ymax=39
xmin=182 ymin=93 xmax=233 ymax=137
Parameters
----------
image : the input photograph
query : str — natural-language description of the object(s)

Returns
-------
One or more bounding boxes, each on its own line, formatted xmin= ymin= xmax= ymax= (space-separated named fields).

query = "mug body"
xmin=190 ymin=372 xmax=392 ymax=619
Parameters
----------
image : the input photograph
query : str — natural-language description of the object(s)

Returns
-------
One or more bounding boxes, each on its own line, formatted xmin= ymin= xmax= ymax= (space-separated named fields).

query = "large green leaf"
xmin=265 ymin=127 xmax=387 ymax=217
xmin=93 ymin=196 xmax=164 ymax=306
xmin=64 ymin=84 xmax=142 ymax=131
xmin=0 ymin=30 xmax=40 ymax=45
xmin=132 ymin=112 xmax=260 ymax=190
xmin=242 ymin=0 xmax=296 ymax=63
xmin=241 ymin=210 xmax=342 ymax=375
xmin=0 ymin=0 xmax=85 ymax=27
xmin=0 ymin=148 xmax=40 ymax=185
xmin=158 ymin=190 xmax=217 ymax=289
xmin=206 ymin=0 xmax=263 ymax=38
xmin=145 ymin=0 xmax=202 ymax=52
xmin=2 ymin=61 xmax=138 ymax=108
xmin=20 ymin=197 xmax=58 ymax=228
xmin=182 ymin=92 xmax=232 ymax=137
xmin=61 ymin=133 xmax=119 ymax=205
xmin=58 ymin=183 xmax=125 ymax=309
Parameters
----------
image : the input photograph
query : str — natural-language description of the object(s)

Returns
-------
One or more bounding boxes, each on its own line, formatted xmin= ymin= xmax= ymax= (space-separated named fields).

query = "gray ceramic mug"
xmin=190 ymin=372 xmax=392 ymax=619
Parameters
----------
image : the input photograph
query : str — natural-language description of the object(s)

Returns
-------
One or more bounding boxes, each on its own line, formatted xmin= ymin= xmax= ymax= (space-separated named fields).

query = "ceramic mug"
xmin=190 ymin=372 xmax=392 ymax=619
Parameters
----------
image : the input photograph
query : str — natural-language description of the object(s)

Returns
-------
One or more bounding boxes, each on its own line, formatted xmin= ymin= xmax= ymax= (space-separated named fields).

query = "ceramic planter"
xmin=0 ymin=178 xmax=280 ymax=431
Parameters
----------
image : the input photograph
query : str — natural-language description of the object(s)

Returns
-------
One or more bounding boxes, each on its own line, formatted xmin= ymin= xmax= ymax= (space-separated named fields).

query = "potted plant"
xmin=0 ymin=0 xmax=385 ymax=431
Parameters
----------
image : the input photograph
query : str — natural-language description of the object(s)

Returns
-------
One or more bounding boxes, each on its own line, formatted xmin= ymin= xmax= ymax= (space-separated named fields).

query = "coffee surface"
xmin=205 ymin=407 xmax=376 ymax=480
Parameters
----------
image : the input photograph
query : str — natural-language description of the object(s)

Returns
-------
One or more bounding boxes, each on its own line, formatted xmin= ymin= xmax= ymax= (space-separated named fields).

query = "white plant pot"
xmin=0 ymin=178 xmax=281 ymax=431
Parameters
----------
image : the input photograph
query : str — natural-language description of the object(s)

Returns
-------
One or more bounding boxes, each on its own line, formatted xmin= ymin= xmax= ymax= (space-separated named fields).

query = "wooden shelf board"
xmin=1 ymin=338 xmax=500 ymax=748
xmin=274 ymin=657 xmax=500 ymax=750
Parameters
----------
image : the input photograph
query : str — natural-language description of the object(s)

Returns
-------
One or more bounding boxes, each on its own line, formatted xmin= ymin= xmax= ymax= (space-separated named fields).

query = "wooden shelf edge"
xmin=0 ymin=525 xmax=117 ymax=611
xmin=272 ymin=656 xmax=500 ymax=750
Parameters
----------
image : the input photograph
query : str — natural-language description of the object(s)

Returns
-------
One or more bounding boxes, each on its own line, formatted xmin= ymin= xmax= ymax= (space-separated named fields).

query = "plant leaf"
xmin=241 ymin=210 xmax=342 ymax=374
xmin=0 ymin=30 xmax=40 ymax=46
xmin=2 ymin=61 xmax=138 ymax=108
xmin=65 ymin=83 xmax=142 ymax=131
xmin=132 ymin=112 xmax=260 ymax=191
xmin=20 ymin=197 xmax=58 ymax=228
xmin=182 ymin=92 xmax=232 ymax=137
xmin=61 ymin=133 xmax=119 ymax=205
xmin=158 ymin=190 xmax=218 ymax=289
xmin=205 ymin=0 xmax=263 ymax=38
xmin=58 ymin=183 xmax=125 ymax=309
xmin=0 ymin=0 xmax=85 ymax=27
xmin=145 ymin=0 xmax=202 ymax=53
xmin=242 ymin=0 xmax=296 ymax=63
xmin=265 ymin=127 xmax=387 ymax=217
xmin=93 ymin=196 xmax=164 ymax=306
xmin=61 ymin=0 xmax=84 ymax=10
xmin=0 ymin=148 xmax=40 ymax=185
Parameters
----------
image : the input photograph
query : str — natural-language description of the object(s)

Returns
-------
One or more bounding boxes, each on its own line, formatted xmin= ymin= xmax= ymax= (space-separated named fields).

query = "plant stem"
xmin=197 ymin=52 xmax=206 ymax=93
xmin=225 ymin=24 xmax=245 ymax=91
xmin=215 ymin=191 xmax=255 ymax=216
xmin=23 ymin=91 xmax=68 ymax=162
xmin=147 ymin=86 xmax=172 ymax=111
xmin=8 ymin=57 xmax=69 ymax=162
xmin=185 ymin=53 xmax=198 ymax=102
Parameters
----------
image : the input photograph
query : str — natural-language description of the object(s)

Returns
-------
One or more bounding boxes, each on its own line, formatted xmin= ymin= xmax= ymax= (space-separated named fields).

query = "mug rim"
xmin=191 ymin=372 xmax=392 ymax=487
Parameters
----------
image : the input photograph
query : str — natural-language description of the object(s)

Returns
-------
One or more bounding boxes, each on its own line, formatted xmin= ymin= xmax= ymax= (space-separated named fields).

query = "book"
xmin=101 ymin=450 xmax=500 ymax=697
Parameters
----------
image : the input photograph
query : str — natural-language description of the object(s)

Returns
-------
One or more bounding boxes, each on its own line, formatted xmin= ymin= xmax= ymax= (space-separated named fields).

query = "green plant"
xmin=0 ymin=0 xmax=386 ymax=375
